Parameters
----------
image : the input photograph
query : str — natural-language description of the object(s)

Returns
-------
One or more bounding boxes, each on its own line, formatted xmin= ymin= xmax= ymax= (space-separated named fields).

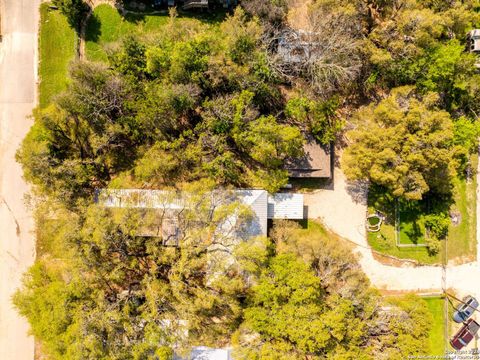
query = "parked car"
xmin=453 ymin=295 xmax=479 ymax=323
xmin=450 ymin=318 xmax=480 ymax=350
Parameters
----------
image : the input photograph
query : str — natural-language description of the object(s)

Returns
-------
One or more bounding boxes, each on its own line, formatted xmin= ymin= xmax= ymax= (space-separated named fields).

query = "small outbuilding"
xmin=285 ymin=139 xmax=332 ymax=179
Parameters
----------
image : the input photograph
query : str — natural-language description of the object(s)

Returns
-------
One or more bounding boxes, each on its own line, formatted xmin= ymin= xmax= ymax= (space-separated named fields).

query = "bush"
xmin=424 ymin=213 xmax=450 ymax=239
xmin=425 ymin=236 xmax=441 ymax=256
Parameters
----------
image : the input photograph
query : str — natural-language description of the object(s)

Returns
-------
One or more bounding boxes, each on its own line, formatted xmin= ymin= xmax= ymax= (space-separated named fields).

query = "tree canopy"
xmin=232 ymin=221 xmax=433 ymax=359
xmin=15 ymin=1 xmax=480 ymax=358
xmin=342 ymin=87 xmax=458 ymax=200
xmin=20 ymin=9 xmax=346 ymax=205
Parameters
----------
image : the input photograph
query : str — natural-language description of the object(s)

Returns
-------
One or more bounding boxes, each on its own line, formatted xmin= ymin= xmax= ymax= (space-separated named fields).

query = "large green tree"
xmin=234 ymin=221 xmax=433 ymax=359
xmin=342 ymin=86 xmax=457 ymax=200
xmin=14 ymin=181 xmax=256 ymax=359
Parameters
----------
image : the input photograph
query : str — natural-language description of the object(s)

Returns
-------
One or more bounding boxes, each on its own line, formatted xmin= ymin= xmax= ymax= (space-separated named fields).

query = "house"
xmin=285 ymin=139 xmax=332 ymax=178
xmin=96 ymin=189 xmax=304 ymax=239
xmin=158 ymin=0 xmax=237 ymax=9
xmin=183 ymin=0 xmax=209 ymax=9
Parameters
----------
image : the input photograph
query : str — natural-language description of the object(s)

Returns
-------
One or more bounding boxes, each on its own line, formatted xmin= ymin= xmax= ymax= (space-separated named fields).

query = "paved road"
xmin=0 ymin=0 xmax=39 ymax=359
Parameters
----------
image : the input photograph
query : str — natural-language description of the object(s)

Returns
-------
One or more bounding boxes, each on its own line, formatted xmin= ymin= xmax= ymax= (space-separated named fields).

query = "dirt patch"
xmin=447 ymin=255 xmax=476 ymax=266
xmin=378 ymin=289 xmax=443 ymax=296
xmin=287 ymin=0 xmax=312 ymax=31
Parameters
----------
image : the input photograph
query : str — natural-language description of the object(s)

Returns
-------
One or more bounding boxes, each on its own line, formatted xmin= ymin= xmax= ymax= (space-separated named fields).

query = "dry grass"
xmin=287 ymin=0 xmax=312 ymax=30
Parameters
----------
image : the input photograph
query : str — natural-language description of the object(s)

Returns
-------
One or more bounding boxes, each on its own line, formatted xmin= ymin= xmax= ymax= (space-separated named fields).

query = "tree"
xmin=14 ymin=181 xmax=262 ymax=359
xmin=267 ymin=4 xmax=363 ymax=96
xmin=52 ymin=0 xmax=89 ymax=30
xmin=342 ymin=87 xmax=457 ymax=200
xmin=417 ymin=40 xmax=478 ymax=112
xmin=239 ymin=254 xmax=335 ymax=359
xmin=240 ymin=0 xmax=288 ymax=25
xmin=17 ymin=61 xmax=137 ymax=206
xmin=234 ymin=220 xmax=433 ymax=358
xmin=285 ymin=96 xmax=342 ymax=145
xmin=196 ymin=90 xmax=304 ymax=192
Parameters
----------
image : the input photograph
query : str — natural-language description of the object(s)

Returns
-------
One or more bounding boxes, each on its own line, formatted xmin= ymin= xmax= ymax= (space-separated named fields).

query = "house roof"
xmin=189 ymin=347 xmax=232 ymax=360
xmin=96 ymin=189 xmax=304 ymax=239
xmin=235 ymin=190 xmax=268 ymax=238
xmin=285 ymin=140 xmax=331 ymax=178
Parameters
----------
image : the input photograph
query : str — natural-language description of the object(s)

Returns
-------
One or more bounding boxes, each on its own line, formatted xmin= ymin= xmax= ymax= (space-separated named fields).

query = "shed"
xmin=267 ymin=193 xmax=304 ymax=219
xmin=285 ymin=139 xmax=332 ymax=178
xmin=189 ymin=347 xmax=232 ymax=360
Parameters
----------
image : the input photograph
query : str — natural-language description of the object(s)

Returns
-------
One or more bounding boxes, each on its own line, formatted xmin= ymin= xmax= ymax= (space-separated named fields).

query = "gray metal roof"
xmin=96 ymin=189 xmax=304 ymax=239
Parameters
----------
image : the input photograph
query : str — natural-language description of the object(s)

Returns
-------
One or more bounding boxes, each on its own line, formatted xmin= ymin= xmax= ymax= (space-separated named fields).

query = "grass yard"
xmin=39 ymin=3 xmax=76 ymax=108
xmin=273 ymin=219 xmax=353 ymax=252
xmin=423 ymin=296 xmax=447 ymax=356
xmin=368 ymin=159 xmax=476 ymax=264
xmin=398 ymin=204 xmax=426 ymax=245
xmin=367 ymin=186 xmax=442 ymax=264
xmin=368 ymin=230 xmax=443 ymax=264
xmin=85 ymin=5 xmax=224 ymax=62
xmin=447 ymin=155 xmax=478 ymax=262
xmin=296 ymin=219 xmax=350 ymax=245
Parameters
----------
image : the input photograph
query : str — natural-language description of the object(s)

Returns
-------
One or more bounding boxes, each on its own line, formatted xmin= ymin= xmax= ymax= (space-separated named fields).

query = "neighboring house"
xmin=285 ymin=139 xmax=332 ymax=178
xmin=96 ymin=189 xmax=304 ymax=239
xmin=160 ymin=321 xmax=231 ymax=360
xmin=467 ymin=29 xmax=480 ymax=53
xmin=467 ymin=30 xmax=480 ymax=69
xmin=153 ymin=0 xmax=237 ymax=9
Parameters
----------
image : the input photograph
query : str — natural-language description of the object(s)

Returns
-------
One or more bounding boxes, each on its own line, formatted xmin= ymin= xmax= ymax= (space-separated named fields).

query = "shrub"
xmin=424 ymin=213 xmax=450 ymax=239
xmin=425 ymin=236 xmax=441 ymax=256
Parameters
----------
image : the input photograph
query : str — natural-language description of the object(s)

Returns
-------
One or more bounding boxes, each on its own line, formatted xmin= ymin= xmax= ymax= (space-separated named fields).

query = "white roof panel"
xmin=267 ymin=193 xmax=304 ymax=219
xmin=190 ymin=347 xmax=231 ymax=360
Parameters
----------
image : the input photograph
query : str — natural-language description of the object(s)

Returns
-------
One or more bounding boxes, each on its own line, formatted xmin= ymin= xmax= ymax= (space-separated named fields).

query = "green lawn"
xmin=423 ymin=296 xmax=446 ymax=356
xmin=367 ymin=157 xmax=477 ymax=265
xmin=39 ymin=3 xmax=76 ymax=108
xmin=367 ymin=187 xmax=442 ymax=264
xmin=296 ymin=219 xmax=348 ymax=244
xmin=398 ymin=204 xmax=426 ymax=245
xmin=85 ymin=5 xmax=224 ymax=62
xmin=447 ymin=155 xmax=477 ymax=262
xmin=368 ymin=230 xmax=443 ymax=264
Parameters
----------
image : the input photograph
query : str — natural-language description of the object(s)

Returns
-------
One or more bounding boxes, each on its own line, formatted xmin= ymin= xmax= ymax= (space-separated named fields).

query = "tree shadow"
xmin=117 ymin=2 xmax=227 ymax=25
xmin=404 ymin=221 xmax=423 ymax=244
xmin=345 ymin=179 xmax=368 ymax=205
xmin=123 ymin=11 xmax=147 ymax=24
xmin=367 ymin=185 xmax=395 ymax=224
xmin=85 ymin=13 xmax=101 ymax=42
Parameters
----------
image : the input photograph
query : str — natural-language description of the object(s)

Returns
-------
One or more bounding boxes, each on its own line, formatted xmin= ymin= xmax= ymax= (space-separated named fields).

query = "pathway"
xmin=0 ymin=0 xmax=39 ymax=359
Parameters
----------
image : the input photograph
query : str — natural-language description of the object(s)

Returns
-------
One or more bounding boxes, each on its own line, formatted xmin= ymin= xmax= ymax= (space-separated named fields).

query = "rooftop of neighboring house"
xmin=285 ymin=139 xmax=332 ymax=178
